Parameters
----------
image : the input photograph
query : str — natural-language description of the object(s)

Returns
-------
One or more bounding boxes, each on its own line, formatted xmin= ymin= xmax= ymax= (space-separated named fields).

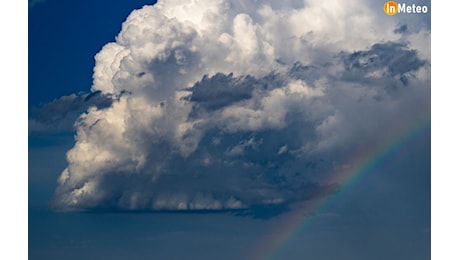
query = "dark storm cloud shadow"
xmin=394 ymin=24 xmax=408 ymax=34
xmin=53 ymin=200 xmax=327 ymax=221
xmin=83 ymin=204 xmax=294 ymax=220
xmin=187 ymin=73 xmax=256 ymax=110
xmin=29 ymin=91 xmax=113 ymax=135
xmin=185 ymin=72 xmax=287 ymax=119
xmin=288 ymin=62 xmax=325 ymax=85
xmin=339 ymin=42 xmax=427 ymax=89
xmin=60 ymin=206 xmax=290 ymax=220
xmin=52 ymin=171 xmax=339 ymax=220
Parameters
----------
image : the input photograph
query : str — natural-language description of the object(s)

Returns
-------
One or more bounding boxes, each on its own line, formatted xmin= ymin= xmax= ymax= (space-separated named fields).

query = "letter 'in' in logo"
xmin=384 ymin=1 xmax=398 ymax=15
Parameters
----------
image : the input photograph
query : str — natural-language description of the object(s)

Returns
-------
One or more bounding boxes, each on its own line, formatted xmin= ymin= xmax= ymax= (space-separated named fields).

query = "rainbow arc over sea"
xmin=248 ymin=110 xmax=430 ymax=260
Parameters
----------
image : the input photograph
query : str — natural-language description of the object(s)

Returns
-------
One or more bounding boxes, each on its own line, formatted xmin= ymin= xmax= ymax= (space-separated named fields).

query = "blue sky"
xmin=27 ymin=0 xmax=434 ymax=259
xmin=29 ymin=0 xmax=156 ymax=106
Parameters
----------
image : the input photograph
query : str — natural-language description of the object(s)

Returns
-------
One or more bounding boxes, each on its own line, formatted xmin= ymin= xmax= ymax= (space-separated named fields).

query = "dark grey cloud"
xmin=29 ymin=91 xmax=113 ymax=135
xmin=188 ymin=73 xmax=256 ymax=111
xmin=394 ymin=24 xmax=408 ymax=34
xmin=340 ymin=42 xmax=427 ymax=86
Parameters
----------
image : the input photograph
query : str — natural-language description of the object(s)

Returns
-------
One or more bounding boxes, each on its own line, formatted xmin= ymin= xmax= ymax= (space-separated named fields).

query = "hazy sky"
xmin=29 ymin=0 xmax=430 ymax=259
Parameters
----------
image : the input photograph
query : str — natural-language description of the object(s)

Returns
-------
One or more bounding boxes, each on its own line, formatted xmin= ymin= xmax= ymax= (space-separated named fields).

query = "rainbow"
xmin=248 ymin=112 xmax=431 ymax=260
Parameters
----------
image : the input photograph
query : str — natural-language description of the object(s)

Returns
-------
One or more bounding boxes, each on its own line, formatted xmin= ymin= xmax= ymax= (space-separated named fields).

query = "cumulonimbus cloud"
xmin=51 ymin=0 xmax=430 ymax=212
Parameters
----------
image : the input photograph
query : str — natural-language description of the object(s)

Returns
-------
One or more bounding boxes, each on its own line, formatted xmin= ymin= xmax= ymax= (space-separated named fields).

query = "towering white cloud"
xmin=52 ymin=0 xmax=430 ymax=211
